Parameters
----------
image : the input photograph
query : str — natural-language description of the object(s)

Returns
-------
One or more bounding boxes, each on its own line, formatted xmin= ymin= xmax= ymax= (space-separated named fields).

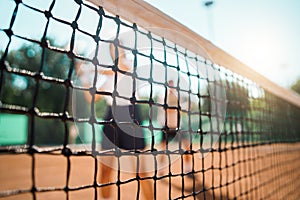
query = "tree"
xmin=202 ymin=80 xmax=250 ymax=124
xmin=290 ymin=78 xmax=300 ymax=140
xmin=291 ymin=79 xmax=300 ymax=95
xmin=1 ymin=40 xmax=71 ymax=145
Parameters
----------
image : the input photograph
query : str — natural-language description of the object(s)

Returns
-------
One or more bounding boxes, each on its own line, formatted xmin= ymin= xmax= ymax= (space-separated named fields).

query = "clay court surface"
xmin=1 ymin=143 xmax=300 ymax=200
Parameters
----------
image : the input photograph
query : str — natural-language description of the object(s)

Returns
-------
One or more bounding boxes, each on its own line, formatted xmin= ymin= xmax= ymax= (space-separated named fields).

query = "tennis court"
xmin=1 ymin=143 xmax=300 ymax=199
xmin=1 ymin=0 xmax=300 ymax=199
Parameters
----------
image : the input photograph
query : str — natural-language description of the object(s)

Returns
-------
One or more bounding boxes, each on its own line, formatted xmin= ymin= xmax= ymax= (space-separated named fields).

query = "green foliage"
xmin=291 ymin=79 xmax=300 ymax=95
xmin=249 ymin=91 xmax=300 ymax=142
xmin=202 ymin=80 xmax=250 ymax=121
xmin=225 ymin=81 xmax=250 ymax=117
xmin=1 ymin=41 xmax=72 ymax=145
xmin=95 ymin=98 xmax=108 ymax=119
xmin=34 ymin=118 xmax=65 ymax=145
xmin=137 ymin=104 xmax=151 ymax=123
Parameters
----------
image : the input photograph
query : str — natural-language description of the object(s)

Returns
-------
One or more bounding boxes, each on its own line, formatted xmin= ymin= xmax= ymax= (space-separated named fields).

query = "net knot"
xmin=93 ymin=35 xmax=100 ymax=43
xmin=133 ymin=149 xmax=141 ymax=154
xmin=40 ymin=38 xmax=49 ymax=48
xmin=135 ymin=174 xmax=140 ymax=180
xmin=67 ymin=51 xmax=75 ymax=59
xmin=93 ymin=181 xmax=98 ymax=188
xmin=34 ymin=72 xmax=43 ymax=81
xmin=130 ymin=96 xmax=136 ymax=104
xmin=152 ymin=175 xmax=158 ymax=181
xmin=151 ymin=149 xmax=159 ymax=157
xmin=62 ymin=147 xmax=72 ymax=156
xmin=92 ymin=56 xmax=99 ymax=66
xmin=163 ymin=104 xmax=168 ymax=110
xmin=113 ymin=38 xmax=119 ymax=46
xmin=197 ymin=129 xmax=205 ymax=135
xmin=28 ymin=146 xmax=38 ymax=155
xmin=4 ymin=29 xmax=13 ymax=38
xmin=162 ymin=38 xmax=166 ymax=46
xmin=147 ymin=32 xmax=152 ymax=39
xmin=61 ymin=112 xmax=69 ymax=122
xmin=31 ymin=186 xmax=37 ymax=193
xmin=111 ymin=64 xmax=118 ymax=72
xmin=44 ymin=10 xmax=52 ymax=19
xmin=132 ymin=49 xmax=138 ymax=55
xmin=14 ymin=0 xmax=22 ymax=4
xmin=112 ymin=90 xmax=118 ymax=98
xmin=149 ymin=54 xmax=154 ymax=60
xmin=184 ymin=149 xmax=192 ymax=155
xmin=63 ymin=186 xmax=69 ymax=192
xmin=148 ymin=77 xmax=153 ymax=83
xmin=179 ymin=149 xmax=185 ymax=155
xmin=28 ymin=107 xmax=39 ymax=116
xmin=132 ymin=23 xmax=138 ymax=31
xmin=74 ymin=0 xmax=82 ymax=4
xmin=151 ymin=148 xmax=158 ymax=154
xmin=71 ymin=21 xmax=78 ymax=29
xmin=64 ymin=79 xmax=71 ymax=88
xmin=97 ymin=7 xmax=105 ymax=15
xmin=149 ymin=98 xmax=154 ymax=105
xmin=114 ymin=16 xmax=121 ymax=25
xmin=89 ymin=116 xmax=97 ymax=124
xmin=89 ymin=87 xmax=97 ymax=97
xmin=114 ymin=148 xmax=122 ymax=158
xmin=161 ymin=126 xmax=170 ymax=132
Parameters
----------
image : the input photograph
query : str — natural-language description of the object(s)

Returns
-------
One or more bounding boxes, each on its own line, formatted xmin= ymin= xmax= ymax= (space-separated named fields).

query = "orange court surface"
xmin=1 ymin=143 xmax=300 ymax=200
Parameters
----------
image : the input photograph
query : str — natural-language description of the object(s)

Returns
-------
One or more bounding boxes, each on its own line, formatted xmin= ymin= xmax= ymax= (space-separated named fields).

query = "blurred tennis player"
xmin=158 ymin=80 xmax=192 ymax=176
xmin=78 ymin=40 xmax=153 ymax=200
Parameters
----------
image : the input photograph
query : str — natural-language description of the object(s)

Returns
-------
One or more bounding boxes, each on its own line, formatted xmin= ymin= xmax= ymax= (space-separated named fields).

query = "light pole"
xmin=203 ymin=0 xmax=215 ymax=42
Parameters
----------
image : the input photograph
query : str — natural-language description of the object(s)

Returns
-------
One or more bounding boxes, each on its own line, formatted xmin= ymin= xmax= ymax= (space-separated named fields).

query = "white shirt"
xmin=79 ymin=59 xmax=135 ymax=106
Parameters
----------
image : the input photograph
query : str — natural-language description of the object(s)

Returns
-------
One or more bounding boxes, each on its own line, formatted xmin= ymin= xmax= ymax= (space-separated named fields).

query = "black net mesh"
xmin=1 ymin=0 xmax=300 ymax=199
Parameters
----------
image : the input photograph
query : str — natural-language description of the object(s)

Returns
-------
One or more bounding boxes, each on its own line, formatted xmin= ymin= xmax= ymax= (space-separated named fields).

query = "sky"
xmin=0 ymin=0 xmax=300 ymax=88
xmin=143 ymin=0 xmax=300 ymax=88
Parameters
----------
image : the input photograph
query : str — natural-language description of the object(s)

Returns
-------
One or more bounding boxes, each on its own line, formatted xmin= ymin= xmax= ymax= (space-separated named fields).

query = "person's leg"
xmin=157 ymin=141 xmax=166 ymax=176
xmin=138 ymin=154 xmax=154 ymax=200
xmin=69 ymin=124 xmax=77 ymax=144
xmin=99 ymin=156 xmax=114 ymax=199
xmin=158 ymin=130 xmax=168 ymax=175
xmin=100 ymin=111 xmax=116 ymax=199
xmin=140 ymin=172 xmax=154 ymax=200
xmin=182 ymin=138 xmax=193 ymax=175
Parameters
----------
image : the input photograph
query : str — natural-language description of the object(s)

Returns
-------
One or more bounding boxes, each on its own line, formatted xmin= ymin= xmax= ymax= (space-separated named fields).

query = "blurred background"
xmin=144 ymin=0 xmax=300 ymax=89
xmin=1 ymin=0 xmax=300 ymax=88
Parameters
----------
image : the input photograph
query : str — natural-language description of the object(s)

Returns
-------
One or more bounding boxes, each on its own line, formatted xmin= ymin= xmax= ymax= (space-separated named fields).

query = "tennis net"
xmin=1 ymin=0 xmax=300 ymax=199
